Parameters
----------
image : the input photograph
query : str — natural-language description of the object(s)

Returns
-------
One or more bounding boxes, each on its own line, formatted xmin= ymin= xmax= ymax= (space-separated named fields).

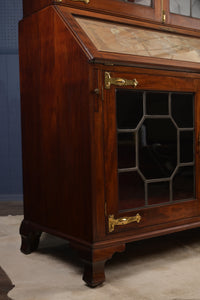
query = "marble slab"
xmin=75 ymin=16 xmax=200 ymax=63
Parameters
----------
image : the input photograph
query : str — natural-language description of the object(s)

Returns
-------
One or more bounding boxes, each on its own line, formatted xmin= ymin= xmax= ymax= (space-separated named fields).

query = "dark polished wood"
xmin=19 ymin=0 xmax=200 ymax=287
xmin=22 ymin=0 xmax=200 ymax=33
xmin=22 ymin=0 xmax=160 ymax=22
xmin=71 ymin=242 xmax=125 ymax=287
xmin=20 ymin=220 xmax=42 ymax=254
xmin=83 ymin=260 xmax=106 ymax=288
xmin=19 ymin=6 xmax=93 ymax=242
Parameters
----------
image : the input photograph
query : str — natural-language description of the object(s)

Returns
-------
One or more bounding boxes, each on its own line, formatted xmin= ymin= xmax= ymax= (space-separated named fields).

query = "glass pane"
xmin=180 ymin=131 xmax=194 ymax=163
xmin=116 ymin=90 xmax=143 ymax=129
xmin=116 ymin=89 xmax=195 ymax=211
xmin=123 ymin=0 xmax=151 ymax=6
xmin=139 ymin=119 xmax=177 ymax=179
xmin=118 ymin=171 xmax=145 ymax=210
xmin=148 ymin=182 xmax=170 ymax=205
xmin=173 ymin=166 xmax=195 ymax=201
xmin=146 ymin=92 xmax=168 ymax=115
xmin=132 ymin=0 xmax=151 ymax=6
xmin=192 ymin=0 xmax=200 ymax=19
xmin=170 ymin=0 xmax=190 ymax=16
xmin=118 ymin=133 xmax=136 ymax=169
xmin=171 ymin=93 xmax=194 ymax=128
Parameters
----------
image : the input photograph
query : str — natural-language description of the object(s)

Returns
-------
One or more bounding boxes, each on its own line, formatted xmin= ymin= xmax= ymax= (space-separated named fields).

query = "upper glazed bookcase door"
xmin=164 ymin=0 xmax=200 ymax=30
xmin=22 ymin=0 xmax=161 ymax=23
xmin=22 ymin=0 xmax=200 ymax=31
xmin=70 ymin=0 xmax=160 ymax=23
xmin=99 ymin=0 xmax=161 ymax=22
xmin=123 ymin=0 xmax=152 ymax=6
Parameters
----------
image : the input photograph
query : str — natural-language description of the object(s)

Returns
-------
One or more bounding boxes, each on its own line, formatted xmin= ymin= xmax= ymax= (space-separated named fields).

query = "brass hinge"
xmin=108 ymin=214 xmax=141 ymax=233
xmin=161 ymin=0 xmax=166 ymax=24
xmin=105 ymin=72 xmax=138 ymax=90
xmin=162 ymin=10 xmax=166 ymax=23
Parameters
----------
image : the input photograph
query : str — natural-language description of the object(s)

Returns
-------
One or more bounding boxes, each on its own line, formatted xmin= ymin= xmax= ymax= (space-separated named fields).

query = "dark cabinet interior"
xmin=19 ymin=0 xmax=200 ymax=287
xmin=116 ymin=89 xmax=195 ymax=211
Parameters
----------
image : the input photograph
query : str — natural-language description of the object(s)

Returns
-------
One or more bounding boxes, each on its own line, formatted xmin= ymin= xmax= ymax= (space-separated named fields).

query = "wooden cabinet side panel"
xmin=19 ymin=7 xmax=93 ymax=242
xmin=23 ymin=0 xmax=52 ymax=17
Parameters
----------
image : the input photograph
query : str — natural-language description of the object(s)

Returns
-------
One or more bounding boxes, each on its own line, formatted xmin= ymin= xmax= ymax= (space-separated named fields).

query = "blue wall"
xmin=0 ymin=0 xmax=23 ymax=200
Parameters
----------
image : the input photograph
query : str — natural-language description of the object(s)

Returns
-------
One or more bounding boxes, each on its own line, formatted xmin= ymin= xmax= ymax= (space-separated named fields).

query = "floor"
xmin=0 ymin=201 xmax=23 ymax=217
xmin=0 ymin=201 xmax=23 ymax=300
xmin=1 ymin=202 xmax=200 ymax=299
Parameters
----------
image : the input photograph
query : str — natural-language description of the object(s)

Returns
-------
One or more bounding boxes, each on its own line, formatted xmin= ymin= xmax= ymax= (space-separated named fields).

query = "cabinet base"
xmin=19 ymin=219 xmax=125 ymax=287
xmin=71 ymin=242 xmax=125 ymax=287
xmin=19 ymin=218 xmax=200 ymax=287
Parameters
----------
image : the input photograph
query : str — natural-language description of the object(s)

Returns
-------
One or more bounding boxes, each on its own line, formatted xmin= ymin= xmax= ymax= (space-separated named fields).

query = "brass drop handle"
xmin=115 ymin=78 xmax=126 ymax=85
xmin=108 ymin=213 xmax=141 ymax=232
xmin=105 ymin=72 xmax=138 ymax=89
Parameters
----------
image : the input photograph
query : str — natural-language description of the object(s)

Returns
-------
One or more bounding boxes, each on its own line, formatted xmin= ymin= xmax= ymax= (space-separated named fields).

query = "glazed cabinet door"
xmin=103 ymin=69 xmax=200 ymax=234
xmin=164 ymin=0 xmax=200 ymax=30
xmin=111 ymin=0 xmax=159 ymax=21
xmin=79 ymin=0 xmax=162 ymax=23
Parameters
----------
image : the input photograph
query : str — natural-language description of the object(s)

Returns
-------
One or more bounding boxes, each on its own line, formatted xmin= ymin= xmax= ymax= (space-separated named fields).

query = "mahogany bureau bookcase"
xmin=19 ymin=0 xmax=200 ymax=287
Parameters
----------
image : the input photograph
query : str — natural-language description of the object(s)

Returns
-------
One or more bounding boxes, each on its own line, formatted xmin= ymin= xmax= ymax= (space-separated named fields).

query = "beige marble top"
xmin=75 ymin=16 xmax=200 ymax=63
